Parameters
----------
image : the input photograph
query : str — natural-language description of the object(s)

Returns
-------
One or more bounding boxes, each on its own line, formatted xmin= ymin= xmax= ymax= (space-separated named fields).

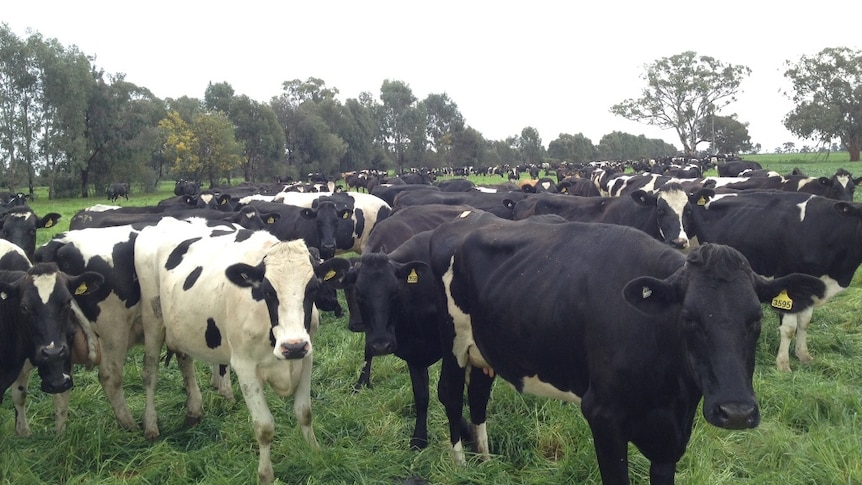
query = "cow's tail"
xmin=70 ymin=300 xmax=100 ymax=368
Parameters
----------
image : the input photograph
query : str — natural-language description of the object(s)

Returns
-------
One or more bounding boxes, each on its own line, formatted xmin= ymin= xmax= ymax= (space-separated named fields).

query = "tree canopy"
xmin=611 ymin=51 xmax=751 ymax=156
xmin=783 ymin=47 xmax=862 ymax=161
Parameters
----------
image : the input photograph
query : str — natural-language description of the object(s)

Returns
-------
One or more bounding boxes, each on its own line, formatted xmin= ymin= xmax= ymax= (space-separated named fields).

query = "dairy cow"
xmin=134 ymin=218 xmax=349 ymax=483
xmin=0 ymin=206 xmax=62 ymax=259
xmin=686 ymin=190 xmax=862 ymax=371
xmin=429 ymin=216 xmax=825 ymax=483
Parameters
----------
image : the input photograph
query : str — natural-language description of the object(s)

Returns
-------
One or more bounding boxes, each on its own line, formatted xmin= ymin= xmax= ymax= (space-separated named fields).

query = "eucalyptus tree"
xmin=229 ymin=95 xmax=284 ymax=182
xmin=783 ymin=46 xmax=862 ymax=161
xmin=378 ymin=79 xmax=426 ymax=173
xmin=611 ymin=51 xmax=751 ymax=156
xmin=422 ymin=92 xmax=464 ymax=168
xmin=547 ymin=133 xmax=597 ymax=163
xmin=518 ymin=126 xmax=543 ymax=165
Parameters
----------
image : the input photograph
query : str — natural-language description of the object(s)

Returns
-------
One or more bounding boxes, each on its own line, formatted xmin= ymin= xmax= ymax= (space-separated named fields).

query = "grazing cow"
xmin=430 ymin=217 xmax=824 ymax=483
xmin=134 ymin=219 xmax=349 ymax=483
xmin=511 ymin=183 xmax=712 ymax=249
xmin=0 ymin=206 xmax=62 ymax=260
xmin=0 ymin=263 xmax=103 ymax=401
xmin=106 ymin=183 xmax=130 ymax=202
xmin=363 ymin=204 xmax=477 ymax=255
xmin=685 ymin=190 xmax=862 ymax=371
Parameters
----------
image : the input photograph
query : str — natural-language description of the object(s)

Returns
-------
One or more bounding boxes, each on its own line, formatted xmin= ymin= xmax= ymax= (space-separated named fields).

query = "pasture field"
xmin=2 ymin=159 xmax=862 ymax=484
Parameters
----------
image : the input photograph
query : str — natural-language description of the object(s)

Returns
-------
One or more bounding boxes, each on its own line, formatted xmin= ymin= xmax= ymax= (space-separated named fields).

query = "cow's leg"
xmin=11 ymin=362 xmax=34 ymax=437
xmin=177 ymin=353 xmax=203 ymax=426
xmin=466 ymin=365 xmax=494 ymax=460
xmin=97 ymin=320 xmax=137 ymax=430
xmin=233 ymin=363 xmax=277 ymax=484
xmin=353 ymin=347 xmax=373 ymax=392
xmin=581 ymin=392 xmax=631 ymax=485
xmin=407 ymin=363 xmax=430 ymax=449
xmin=793 ymin=306 xmax=816 ymax=364
xmin=776 ymin=313 xmax=799 ymax=372
xmin=52 ymin=390 xmax=72 ymax=433
xmin=292 ymin=355 xmax=318 ymax=449
xmin=650 ymin=461 xmax=677 ymax=485
xmin=142 ymin=329 xmax=165 ymax=439
xmin=438 ymin=354 xmax=468 ymax=465
xmin=210 ymin=364 xmax=234 ymax=401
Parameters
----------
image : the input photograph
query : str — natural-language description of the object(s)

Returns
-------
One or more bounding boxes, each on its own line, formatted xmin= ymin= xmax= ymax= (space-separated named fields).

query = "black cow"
xmin=0 ymin=206 xmax=62 ymax=260
xmin=371 ymin=184 xmax=439 ymax=207
xmin=430 ymin=217 xmax=824 ymax=483
xmin=717 ymin=160 xmax=762 ymax=177
xmin=174 ymin=179 xmax=202 ymax=197
xmin=685 ymin=190 xmax=862 ymax=371
xmin=511 ymin=183 xmax=713 ymax=250
xmin=393 ymin=190 xmax=530 ymax=219
xmin=0 ymin=263 xmax=103 ymax=401
xmin=106 ymin=183 xmax=129 ymax=202
xmin=69 ymin=205 xmax=269 ymax=231
xmin=714 ymin=174 xmax=856 ymax=201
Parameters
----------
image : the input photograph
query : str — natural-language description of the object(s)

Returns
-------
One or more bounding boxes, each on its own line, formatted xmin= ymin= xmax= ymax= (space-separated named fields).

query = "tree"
xmin=229 ymin=95 xmax=283 ymax=182
xmin=192 ymin=111 xmax=243 ymax=187
xmin=421 ymin=93 xmax=464 ymax=168
xmin=611 ymin=51 xmax=751 ymax=156
xmin=547 ymin=133 xmax=597 ymax=163
xmin=697 ymin=113 xmax=752 ymax=154
xmin=517 ymin=126 xmax=543 ymax=165
xmin=204 ymin=81 xmax=235 ymax=114
xmin=783 ymin=47 xmax=862 ymax=161
xmin=377 ymin=80 xmax=425 ymax=173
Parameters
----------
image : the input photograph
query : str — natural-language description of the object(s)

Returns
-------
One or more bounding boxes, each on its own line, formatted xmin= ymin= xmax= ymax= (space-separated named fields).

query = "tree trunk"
xmin=848 ymin=139 xmax=860 ymax=162
xmin=80 ymin=168 xmax=90 ymax=198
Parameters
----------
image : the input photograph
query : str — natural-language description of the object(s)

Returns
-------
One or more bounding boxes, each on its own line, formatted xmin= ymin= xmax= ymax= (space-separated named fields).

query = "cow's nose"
xmin=671 ymin=238 xmax=689 ymax=249
xmin=280 ymin=341 xmax=309 ymax=359
xmin=716 ymin=402 xmax=760 ymax=429
xmin=368 ymin=340 xmax=395 ymax=356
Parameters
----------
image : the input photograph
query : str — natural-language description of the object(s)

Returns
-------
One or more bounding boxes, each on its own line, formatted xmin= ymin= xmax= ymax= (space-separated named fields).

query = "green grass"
xmin=4 ymin=160 xmax=862 ymax=484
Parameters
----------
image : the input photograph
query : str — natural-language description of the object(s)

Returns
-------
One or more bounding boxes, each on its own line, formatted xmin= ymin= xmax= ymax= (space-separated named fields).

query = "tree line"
xmin=2 ymin=24 xmax=860 ymax=199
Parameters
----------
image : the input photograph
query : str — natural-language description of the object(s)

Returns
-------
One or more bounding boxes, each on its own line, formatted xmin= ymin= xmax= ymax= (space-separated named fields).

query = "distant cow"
xmin=106 ymin=183 xmax=129 ymax=202
xmin=431 ymin=216 xmax=824 ymax=482
xmin=135 ymin=219 xmax=349 ymax=483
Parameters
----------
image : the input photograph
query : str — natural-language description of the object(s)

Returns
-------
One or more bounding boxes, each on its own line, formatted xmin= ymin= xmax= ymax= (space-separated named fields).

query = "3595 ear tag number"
xmin=771 ymin=290 xmax=793 ymax=311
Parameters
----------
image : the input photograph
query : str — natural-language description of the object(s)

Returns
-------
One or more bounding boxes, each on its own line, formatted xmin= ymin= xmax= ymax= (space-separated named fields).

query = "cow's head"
xmin=0 ymin=207 xmax=61 ymax=259
xmin=1 ymin=263 xmax=102 ymax=393
xmin=622 ymin=243 xmax=824 ymax=430
xmin=224 ymin=240 xmax=349 ymax=360
xmin=301 ymin=200 xmax=352 ymax=260
xmin=631 ymin=182 xmax=711 ymax=250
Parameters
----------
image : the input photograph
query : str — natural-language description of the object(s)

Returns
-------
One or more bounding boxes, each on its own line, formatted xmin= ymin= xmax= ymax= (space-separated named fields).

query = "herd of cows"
xmin=2 ymin=157 xmax=861 ymax=483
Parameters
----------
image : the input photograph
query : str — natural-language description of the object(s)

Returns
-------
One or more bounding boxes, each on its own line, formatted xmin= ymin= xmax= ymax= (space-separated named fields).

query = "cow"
xmin=0 ymin=263 xmax=103 ymax=402
xmin=511 ymin=183 xmax=713 ymax=250
xmin=717 ymin=160 xmax=762 ymax=177
xmin=711 ymin=174 xmax=856 ymax=201
xmin=392 ymin=190 xmax=530 ymax=219
xmin=346 ymin=211 xmax=566 ymax=449
xmin=273 ymin=191 xmax=392 ymax=255
xmin=174 ymin=179 xmax=202 ymax=197
xmin=0 ymin=206 xmax=62 ymax=260
xmin=430 ymin=216 xmax=825 ymax=483
xmin=685 ymin=190 xmax=862 ymax=371
xmin=134 ymin=218 xmax=349 ymax=483
xmin=106 ymin=183 xmax=130 ymax=202
xmin=68 ymin=204 xmax=270 ymax=231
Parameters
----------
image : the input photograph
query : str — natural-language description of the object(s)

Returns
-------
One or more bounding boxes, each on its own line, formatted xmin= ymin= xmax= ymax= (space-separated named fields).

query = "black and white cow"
xmin=685 ymin=190 xmax=862 ymax=371
xmin=0 ymin=263 xmax=102 ymax=402
xmin=430 ymin=216 xmax=824 ymax=483
xmin=511 ymin=183 xmax=712 ymax=250
xmin=134 ymin=218 xmax=349 ymax=483
xmin=274 ymin=191 xmax=392 ymax=254
xmin=0 ymin=206 xmax=62 ymax=259
xmin=392 ymin=190 xmax=530 ymax=219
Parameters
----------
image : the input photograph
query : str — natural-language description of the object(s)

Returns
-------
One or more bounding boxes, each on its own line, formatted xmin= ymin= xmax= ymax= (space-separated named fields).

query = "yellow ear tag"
xmin=74 ymin=283 xmax=88 ymax=295
xmin=407 ymin=268 xmax=419 ymax=284
xmin=771 ymin=290 xmax=793 ymax=311
xmin=342 ymin=212 xmax=350 ymax=219
xmin=267 ymin=216 xmax=276 ymax=224
xmin=697 ymin=196 xmax=706 ymax=206
xmin=45 ymin=219 xmax=55 ymax=228
xmin=324 ymin=269 xmax=336 ymax=281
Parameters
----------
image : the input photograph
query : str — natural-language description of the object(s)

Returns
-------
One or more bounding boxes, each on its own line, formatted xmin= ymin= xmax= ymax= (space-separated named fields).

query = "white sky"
xmin=4 ymin=1 xmax=860 ymax=153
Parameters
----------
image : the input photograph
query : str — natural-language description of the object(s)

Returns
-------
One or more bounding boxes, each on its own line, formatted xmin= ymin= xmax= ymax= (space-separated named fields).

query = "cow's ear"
xmin=755 ymin=273 xmax=825 ymax=314
xmin=300 ymin=208 xmax=317 ymax=220
xmin=502 ymin=199 xmax=517 ymax=210
xmin=689 ymin=188 xmax=715 ymax=206
xmin=0 ymin=280 xmax=21 ymax=301
xmin=834 ymin=201 xmax=862 ymax=219
xmin=622 ymin=276 xmax=679 ymax=315
xmin=69 ymin=271 xmax=104 ymax=297
xmin=818 ymin=176 xmax=831 ymax=186
xmin=225 ymin=262 xmax=265 ymax=288
xmin=393 ymin=261 xmax=429 ymax=285
xmin=316 ymin=257 xmax=352 ymax=288
xmin=38 ymin=213 xmax=62 ymax=229
xmin=630 ymin=190 xmax=657 ymax=207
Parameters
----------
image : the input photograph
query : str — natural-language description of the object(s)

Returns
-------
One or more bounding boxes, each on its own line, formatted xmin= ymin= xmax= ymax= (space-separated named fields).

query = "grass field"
xmin=2 ymin=155 xmax=862 ymax=484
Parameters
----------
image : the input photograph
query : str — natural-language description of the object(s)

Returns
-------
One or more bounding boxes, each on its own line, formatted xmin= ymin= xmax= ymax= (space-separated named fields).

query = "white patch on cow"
xmin=520 ymin=376 xmax=582 ymax=403
xmin=836 ymin=173 xmax=851 ymax=188
xmin=472 ymin=186 xmax=497 ymax=193
xmin=459 ymin=210 xmax=473 ymax=218
xmin=818 ymin=275 xmax=845 ymax=303
xmin=10 ymin=212 xmax=31 ymax=221
xmin=702 ymin=192 xmax=737 ymax=209
xmin=475 ymin=422 xmax=490 ymax=459
xmin=656 ymin=188 xmax=690 ymax=245
xmin=199 ymin=193 xmax=214 ymax=204
xmin=263 ymin=240 xmax=317 ymax=358
xmin=56 ymin=225 xmax=141 ymax=269
xmin=441 ymin=256 xmax=485 ymax=369
xmin=540 ymin=181 xmax=551 ymax=190
xmin=32 ymin=273 xmax=58 ymax=304
xmin=796 ymin=196 xmax=815 ymax=222
xmin=85 ymin=204 xmax=121 ymax=212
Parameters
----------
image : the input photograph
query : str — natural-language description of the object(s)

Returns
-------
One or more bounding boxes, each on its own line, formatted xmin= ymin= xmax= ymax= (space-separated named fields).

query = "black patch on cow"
xmin=165 ymin=237 xmax=202 ymax=270
xmin=248 ymin=274 xmax=280 ymax=347
xmin=205 ymin=317 xmax=222 ymax=349
xmin=234 ymin=230 xmax=253 ymax=243
xmin=0 ymin=251 xmax=30 ymax=271
xmin=183 ymin=266 xmax=203 ymax=290
xmin=209 ymin=229 xmax=233 ymax=237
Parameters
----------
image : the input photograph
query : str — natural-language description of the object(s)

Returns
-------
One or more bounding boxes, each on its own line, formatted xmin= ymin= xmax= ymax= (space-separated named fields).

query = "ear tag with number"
xmin=407 ymin=269 xmax=419 ymax=284
xmin=267 ymin=216 xmax=276 ymax=224
xmin=771 ymin=290 xmax=793 ymax=311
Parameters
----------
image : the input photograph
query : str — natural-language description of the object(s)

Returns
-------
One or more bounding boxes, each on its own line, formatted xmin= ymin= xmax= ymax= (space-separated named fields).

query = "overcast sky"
xmin=4 ymin=1 xmax=860 ymax=153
